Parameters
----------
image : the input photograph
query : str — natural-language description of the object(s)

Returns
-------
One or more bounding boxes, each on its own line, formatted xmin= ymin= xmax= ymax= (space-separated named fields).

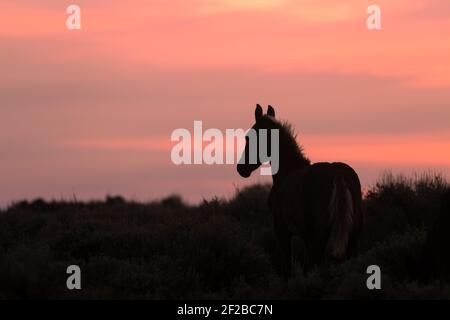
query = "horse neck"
xmin=272 ymin=137 xmax=309 ymax=186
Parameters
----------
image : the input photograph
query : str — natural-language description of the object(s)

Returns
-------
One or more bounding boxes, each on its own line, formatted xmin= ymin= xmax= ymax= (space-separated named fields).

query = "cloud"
xmin=197 ymin=0 xmax=286 ymax=14
xmin=66 ymin=138 xmax=172 ymax=151
xmin=302 ymin=132 xmax=450 ymax=166
xmin=2 ymin=1 xmax=449 ymax=86
xmin=1 ymin=0 xmax=449 ymax=205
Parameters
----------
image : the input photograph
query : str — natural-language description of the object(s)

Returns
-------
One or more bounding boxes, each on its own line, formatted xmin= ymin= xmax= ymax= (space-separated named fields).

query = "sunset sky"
xmin=1 ymin=0 xmax=449 ymax=205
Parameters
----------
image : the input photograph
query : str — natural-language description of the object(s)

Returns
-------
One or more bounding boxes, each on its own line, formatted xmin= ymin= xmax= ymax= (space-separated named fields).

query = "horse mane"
xmin=264 ymin=115 xmax=311 ymax=165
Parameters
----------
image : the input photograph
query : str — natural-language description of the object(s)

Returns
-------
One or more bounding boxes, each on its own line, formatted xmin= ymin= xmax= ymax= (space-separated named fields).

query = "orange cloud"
xmin=65 ymin=131 xmax=450 ymax=167
xmin=1 ymin=1 xmax=449 ymax=204
xmin=66 ymin=137 xmax=172 ymax=151
xmin=302 ymin=133 xmax=450 ymax=166
xmin=2 ymin=1 xmax=449 ymax=86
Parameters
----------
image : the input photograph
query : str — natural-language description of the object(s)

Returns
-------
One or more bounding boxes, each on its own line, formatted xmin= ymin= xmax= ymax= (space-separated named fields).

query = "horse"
xmin=237 ymin=104 xmax=364 ymax=279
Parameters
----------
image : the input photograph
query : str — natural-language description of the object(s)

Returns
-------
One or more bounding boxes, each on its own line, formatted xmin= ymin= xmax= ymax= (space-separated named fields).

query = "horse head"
xmin=237 ymin=104 xmax=276 ymax=178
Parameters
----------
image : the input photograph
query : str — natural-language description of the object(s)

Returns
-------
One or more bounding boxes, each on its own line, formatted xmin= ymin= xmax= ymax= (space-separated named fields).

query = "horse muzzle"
xmin=237 ymin=164 xmax=252 ymax=178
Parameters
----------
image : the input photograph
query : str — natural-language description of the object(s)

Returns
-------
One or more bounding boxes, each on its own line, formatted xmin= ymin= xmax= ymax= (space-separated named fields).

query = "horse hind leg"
xmin=325 ymin=177 xmax=354 ymax=262
xmin=347 ymin=201 xmax=363 ymax=258
xmin=276 ymin=229 xmax=292 ymax=280
xmin=292 ymin=236 xmax=310 ymax=275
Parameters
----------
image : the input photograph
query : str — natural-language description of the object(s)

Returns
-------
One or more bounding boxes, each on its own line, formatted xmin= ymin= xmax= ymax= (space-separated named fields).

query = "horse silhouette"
xmin=237 ymin=104 xmax=364 ymax=278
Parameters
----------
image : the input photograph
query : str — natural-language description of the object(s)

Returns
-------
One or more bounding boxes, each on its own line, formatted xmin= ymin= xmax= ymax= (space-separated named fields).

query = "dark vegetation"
xmin=0 ymin=172 xmax=449 ymax=299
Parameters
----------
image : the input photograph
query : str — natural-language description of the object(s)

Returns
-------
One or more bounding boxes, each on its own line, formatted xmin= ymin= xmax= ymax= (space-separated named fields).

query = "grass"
xmin=0 ymin=172 xmax=448 ymax=299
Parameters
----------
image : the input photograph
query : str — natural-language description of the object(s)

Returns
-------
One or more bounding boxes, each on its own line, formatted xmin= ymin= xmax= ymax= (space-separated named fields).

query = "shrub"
xmin=0 ymin=172 xmax=448 ymax=299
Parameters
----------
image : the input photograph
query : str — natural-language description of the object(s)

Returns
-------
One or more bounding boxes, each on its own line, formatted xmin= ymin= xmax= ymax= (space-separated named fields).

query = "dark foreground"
xmin=0 ymin=173 xmax=449 ymax=299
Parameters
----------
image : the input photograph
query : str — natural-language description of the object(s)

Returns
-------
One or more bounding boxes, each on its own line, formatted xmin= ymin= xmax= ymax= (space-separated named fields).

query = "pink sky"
xmin=1 ymin=1 xmax=449 ymax=205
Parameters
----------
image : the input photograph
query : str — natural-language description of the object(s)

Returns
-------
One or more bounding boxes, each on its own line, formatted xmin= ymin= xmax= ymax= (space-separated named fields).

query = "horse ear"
xmin=267 ymin=105 xmax=275 ymax=118
xmin=255 ymin=104 xmax=263 ymax=121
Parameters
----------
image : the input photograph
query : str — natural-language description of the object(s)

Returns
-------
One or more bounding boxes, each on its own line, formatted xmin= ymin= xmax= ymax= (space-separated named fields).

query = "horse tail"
xmin=326 ymin=176 xmax=354 ymax=260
